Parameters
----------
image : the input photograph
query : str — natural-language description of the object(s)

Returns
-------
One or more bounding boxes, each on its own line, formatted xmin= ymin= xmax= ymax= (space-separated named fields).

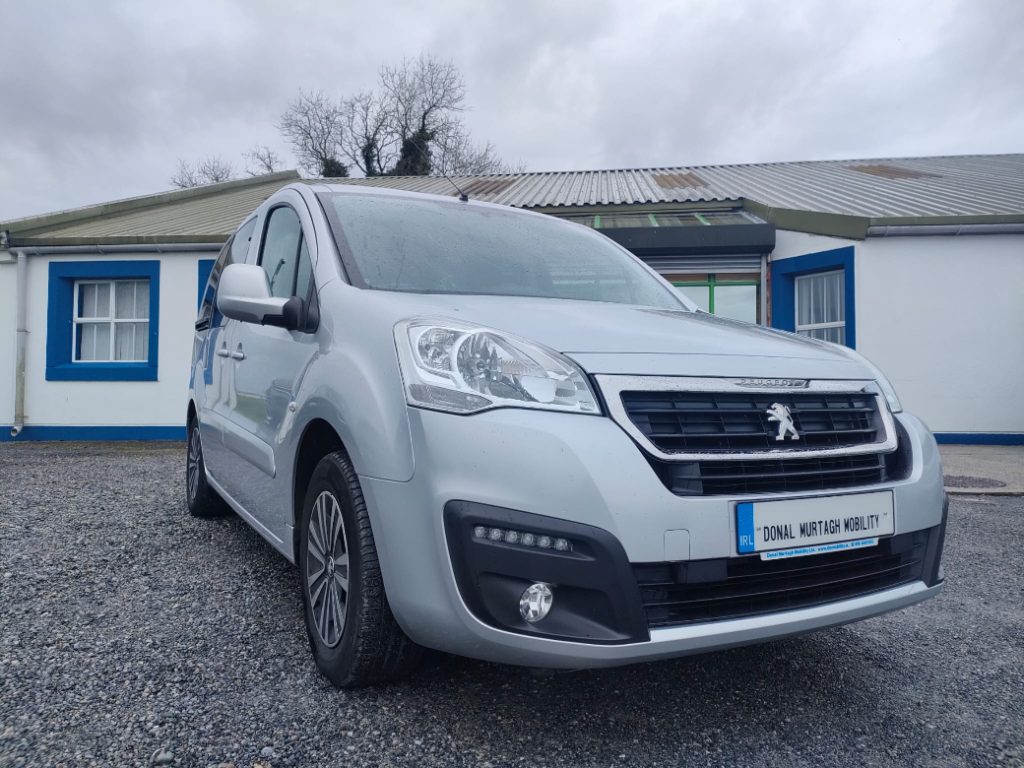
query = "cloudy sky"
xmin=2 ymin=0 xmax=1021 ymax=221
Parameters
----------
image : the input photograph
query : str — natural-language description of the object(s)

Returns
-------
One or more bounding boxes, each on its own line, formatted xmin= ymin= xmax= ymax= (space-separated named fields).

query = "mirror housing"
xmin=217 ymin=263 xmax=301 ymax=330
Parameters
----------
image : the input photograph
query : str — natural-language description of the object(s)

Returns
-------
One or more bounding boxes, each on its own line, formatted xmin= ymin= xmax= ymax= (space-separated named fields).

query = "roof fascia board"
xmin=7 ymin=242 xmax=224 ymax=256
xmin=2 ymin=171 xmax=300 ymax=235
xmin=741 ymin=200 xmax=870 ymax=239
xmin=868 ymin=213 xmax=1024 ymax=228
xmin=8 ymin=234 xmax=230 ymax=248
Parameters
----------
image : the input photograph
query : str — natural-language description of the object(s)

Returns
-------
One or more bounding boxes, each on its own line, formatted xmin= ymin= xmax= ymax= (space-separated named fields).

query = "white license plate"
xmin=736 ymin=491 xmax=894 ymax=560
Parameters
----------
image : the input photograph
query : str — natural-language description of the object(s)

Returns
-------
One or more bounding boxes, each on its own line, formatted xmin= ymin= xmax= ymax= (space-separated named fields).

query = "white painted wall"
xmin=0 ymin=259 xmax=17 ymax=425
xmin=771 ymin=230 xmax=1024 ymax=435
xmin=1 ymin=251 xmax=211 ymax=428
xmin=772 ymin=230 xmax=856 ymax=261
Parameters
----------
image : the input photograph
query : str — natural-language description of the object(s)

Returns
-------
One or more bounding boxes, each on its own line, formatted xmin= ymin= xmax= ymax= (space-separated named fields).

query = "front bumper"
xmin=359 ymin=407 xmax=946 ymax=669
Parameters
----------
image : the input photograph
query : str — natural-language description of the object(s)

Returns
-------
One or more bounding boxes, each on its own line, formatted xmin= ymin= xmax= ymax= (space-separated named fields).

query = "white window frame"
xmin=794 ymin=270 xmax=846 ymax=340
xmin=72 ymin=279 xmax=150 ymax=363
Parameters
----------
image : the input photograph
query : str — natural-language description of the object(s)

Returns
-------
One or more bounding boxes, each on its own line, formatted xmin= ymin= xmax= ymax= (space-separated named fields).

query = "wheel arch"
xmin=292 ymin=417 xmax=347 ymax=561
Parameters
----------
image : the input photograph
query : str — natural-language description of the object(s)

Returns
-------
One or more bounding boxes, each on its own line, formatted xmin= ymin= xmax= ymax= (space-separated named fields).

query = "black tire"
xmin=185 ymin=416 xmax=229 ymax=518
xmin=298 ymin=450 xmax=421 ymax=687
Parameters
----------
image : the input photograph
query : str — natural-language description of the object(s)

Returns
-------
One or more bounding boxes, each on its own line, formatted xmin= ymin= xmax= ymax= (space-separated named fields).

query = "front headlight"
xmin=395 ymin=319 xmax=600 ymax=415
xmin=822 ymin=342 xmax=903 ymax=413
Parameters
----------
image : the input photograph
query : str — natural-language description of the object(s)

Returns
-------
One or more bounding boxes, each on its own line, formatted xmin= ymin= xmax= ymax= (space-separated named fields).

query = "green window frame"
xmin=672 ymin=274 xmax=760 ymax=315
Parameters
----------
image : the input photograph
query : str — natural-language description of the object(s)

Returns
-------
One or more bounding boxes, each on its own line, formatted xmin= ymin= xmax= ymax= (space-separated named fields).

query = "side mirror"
xmin=217 ymin=263 xmax=302 ymax=330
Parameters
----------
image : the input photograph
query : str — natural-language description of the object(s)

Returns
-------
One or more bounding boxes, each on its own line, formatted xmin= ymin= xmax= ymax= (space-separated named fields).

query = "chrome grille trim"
xmin=596 ymin=375 xmax=897 ymax=462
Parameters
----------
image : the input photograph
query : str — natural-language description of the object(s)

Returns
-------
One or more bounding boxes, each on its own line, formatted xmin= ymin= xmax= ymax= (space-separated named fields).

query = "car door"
xmin=216 ymin=200 xmax=320 ymax=538
xmin=194 ymin=218 xmax=257 ymax=481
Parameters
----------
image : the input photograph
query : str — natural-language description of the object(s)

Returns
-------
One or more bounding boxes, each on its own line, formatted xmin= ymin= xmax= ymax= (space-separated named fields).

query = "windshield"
xmin=320 ymin=192 xmax=686 ymax=310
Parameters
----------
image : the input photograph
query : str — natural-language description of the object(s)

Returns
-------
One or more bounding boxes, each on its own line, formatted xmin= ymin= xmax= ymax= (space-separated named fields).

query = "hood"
xmin=364 ymin=292 xmax=871 ymax=379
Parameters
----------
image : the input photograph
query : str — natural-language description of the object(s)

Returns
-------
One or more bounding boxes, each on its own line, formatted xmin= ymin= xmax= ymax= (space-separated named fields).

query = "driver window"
xmin=260 ymin=206 xmax=307 ymax=298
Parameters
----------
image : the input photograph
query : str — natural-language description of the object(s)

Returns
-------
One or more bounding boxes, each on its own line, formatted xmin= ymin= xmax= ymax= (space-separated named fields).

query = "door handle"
xmin=230 ymin=345 xmax=246 ymax=361
xmin=216 ymin=345 xmax=230 ymax=358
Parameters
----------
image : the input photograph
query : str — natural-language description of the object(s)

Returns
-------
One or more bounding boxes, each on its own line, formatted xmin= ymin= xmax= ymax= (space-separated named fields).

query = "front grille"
xmin=653 ymin=452 xmax=889 ymax=496
xmin=621 ymin=390 xmax=881 ymax=453
xmin=633 ymin=530 xmax=927 ymax=628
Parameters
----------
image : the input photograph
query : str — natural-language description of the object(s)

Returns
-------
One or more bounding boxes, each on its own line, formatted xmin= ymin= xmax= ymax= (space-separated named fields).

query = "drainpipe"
xmin=11 ymin=250 xmax=27 ymax=437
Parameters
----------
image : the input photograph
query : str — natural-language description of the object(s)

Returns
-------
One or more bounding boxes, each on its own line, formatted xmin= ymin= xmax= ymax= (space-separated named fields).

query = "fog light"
xmin=519 ymin=582 xmax=553 ymax=623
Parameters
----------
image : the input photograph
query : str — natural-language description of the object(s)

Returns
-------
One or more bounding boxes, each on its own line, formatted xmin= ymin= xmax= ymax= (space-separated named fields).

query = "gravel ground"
xmin=1 ymin=442 xmax=1021 ymax=768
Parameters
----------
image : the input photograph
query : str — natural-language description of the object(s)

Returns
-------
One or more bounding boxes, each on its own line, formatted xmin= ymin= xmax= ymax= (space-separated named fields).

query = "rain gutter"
xmin=866 ymin=223 xmax=1024 ymax=237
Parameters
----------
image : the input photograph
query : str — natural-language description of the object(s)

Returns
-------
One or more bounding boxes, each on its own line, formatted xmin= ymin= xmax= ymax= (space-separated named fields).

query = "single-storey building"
xmin=1 ymin=154 xmax=1022 ymax=443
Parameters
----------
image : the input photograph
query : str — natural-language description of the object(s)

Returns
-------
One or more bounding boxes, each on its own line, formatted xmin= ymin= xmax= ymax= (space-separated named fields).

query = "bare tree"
xmin=380 ymin=54 xmax=466 ymax=175
xmin=169 ymin=156 xmax=234 ymax=188
xmin=434 ymin=125 xmax=522 ymax=176
xmin=170 ymin=160 xmax=200 ymax=189
xmin=278 ymin=90 xmax=348 ymax=177
xmin=340 ymin=91 xmax=394 ymax=177
xmin=275 ymin=54 xmax=514 ymax=179
xmin=198 ymin=157 xmax=234 ymax=183
xmin=244 ymin=145 xmax=281 ymax=176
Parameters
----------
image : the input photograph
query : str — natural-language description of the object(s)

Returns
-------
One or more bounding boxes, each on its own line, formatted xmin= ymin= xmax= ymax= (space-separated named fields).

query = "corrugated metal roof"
xmin=329 ymin=154 xmax=1024 ymax=217
xmin=2 ymin=171 xmax=300 ymax=245
xmin=4 ymin=155 xmax=1023 ymax=246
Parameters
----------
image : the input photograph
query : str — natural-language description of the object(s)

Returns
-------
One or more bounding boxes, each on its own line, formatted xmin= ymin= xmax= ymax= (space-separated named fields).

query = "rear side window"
xmin=197 ymin=217 xmax=257 ymax=329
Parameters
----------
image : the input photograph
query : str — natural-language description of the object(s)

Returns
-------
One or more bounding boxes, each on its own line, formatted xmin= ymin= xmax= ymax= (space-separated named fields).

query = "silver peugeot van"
xmin=187 ymin=183 xmax=946 ymax=687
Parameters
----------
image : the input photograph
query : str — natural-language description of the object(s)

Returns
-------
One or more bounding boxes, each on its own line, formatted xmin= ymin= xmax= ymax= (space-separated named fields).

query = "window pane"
xmin=79 ymin=283 xmax=95 ymax=318
xmin=714 ymin=284 xmax=758 ymax=323
xmin=667 ymin=273 xmax=709 ymax=284
xmin=677 ymin=284 xmax=710 ymax=312
xmin=78 ymin=282 xmax=110 ymax=319
xmin=598 ymin=213 xmax=655 ymax=229
xmin=651 ymin=213 xmax=705 ymax=227
xmin=796 ymin=271 xmax=844 ymax=326
xmin=231 ymin=219 xmax=257 ymax=264
xmin=799 ymin=326 xmax=846 ymax=344
xmin=261 ymin=207 xmax=303 ymax=298
xmin=135 ymin=280 xmax=150 ymax=319
xmin=295 ymin=237 xmax=313 ymax=299
xmin=77 ymin=322 xmax=111 ymax=361
xmin=114 ymin=322 xmax=148 ymax=360
xmin=115 ymin=281 xmax=133 ymax=319
xmin=113 ymin=280 xmax=149 ymax=319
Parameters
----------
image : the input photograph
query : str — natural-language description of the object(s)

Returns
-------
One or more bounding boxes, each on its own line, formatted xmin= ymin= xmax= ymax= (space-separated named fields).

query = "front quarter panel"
xmin=297 ymin=280 xmax=415 ymax=483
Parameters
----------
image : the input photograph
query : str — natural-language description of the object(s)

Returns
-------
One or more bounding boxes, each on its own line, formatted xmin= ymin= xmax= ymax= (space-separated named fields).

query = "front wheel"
xmin=299 ymin=451 xmax=421 ymax=687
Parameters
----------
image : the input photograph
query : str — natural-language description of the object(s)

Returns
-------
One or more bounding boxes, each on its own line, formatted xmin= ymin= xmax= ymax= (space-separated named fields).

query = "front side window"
xmin=260 ymin=206 xmax=306 ymax=298
xmin=795 ymin=270 xmax=845 ymax=343
xmin=198 ymin=218 xmax=257 ymax=328
xmin=73 ymin=279 xmax=150 ymax=361
xmin=320 ymin=193 xmax=684 ymax=310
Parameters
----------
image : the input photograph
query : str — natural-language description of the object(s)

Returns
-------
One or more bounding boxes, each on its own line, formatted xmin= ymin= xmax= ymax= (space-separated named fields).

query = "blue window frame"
xmin=46 ymin=260 xmax=160 ymax=381
xmin=770 ymin=246 xmax=856 ymax=348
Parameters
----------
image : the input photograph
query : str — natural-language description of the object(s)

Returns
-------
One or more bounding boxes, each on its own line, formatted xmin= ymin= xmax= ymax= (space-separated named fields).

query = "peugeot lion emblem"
xmin=766 ymin=403 xmax=800 ymax=441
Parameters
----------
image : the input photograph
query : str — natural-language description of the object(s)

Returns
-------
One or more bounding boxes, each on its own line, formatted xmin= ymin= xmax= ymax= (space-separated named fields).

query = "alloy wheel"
xmin=186 ymin=425 xmax=201 ymax=505
xmin=306 ymin=490 xmax=350 ymax=648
